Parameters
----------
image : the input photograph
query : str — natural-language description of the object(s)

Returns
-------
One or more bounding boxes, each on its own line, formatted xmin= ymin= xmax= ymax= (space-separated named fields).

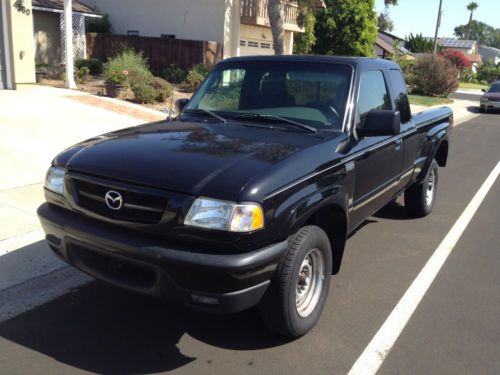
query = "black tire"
xmin=404 ymin=159 xmax=439 ymax=217
xmin=259 ymin=225 xmax=332 ymax=338
xmin=479 ymin=106 xmax=485 ymax=113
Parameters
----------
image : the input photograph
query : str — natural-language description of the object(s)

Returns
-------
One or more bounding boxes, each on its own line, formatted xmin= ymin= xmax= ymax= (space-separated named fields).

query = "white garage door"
xmin=239 ymin=39 xmax=275 ymax=56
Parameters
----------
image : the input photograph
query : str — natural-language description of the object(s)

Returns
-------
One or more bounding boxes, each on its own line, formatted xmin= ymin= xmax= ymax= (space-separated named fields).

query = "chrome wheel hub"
xmin=296 ymin=248 xmax=325 ymax=318
xmin=426 ymin=170 xmax=436 ymax=207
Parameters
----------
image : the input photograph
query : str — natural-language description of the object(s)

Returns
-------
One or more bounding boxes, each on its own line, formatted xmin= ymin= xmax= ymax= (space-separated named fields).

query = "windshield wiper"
xmin=183 ymin=109 xmax=227 ymax=123
xmin=232 ymin=113 xmax=317 ymax=134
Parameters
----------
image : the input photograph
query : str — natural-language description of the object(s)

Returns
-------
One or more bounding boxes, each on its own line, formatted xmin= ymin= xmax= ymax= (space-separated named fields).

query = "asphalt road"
xmin=0 ymin=113 xmax=499 ymax=375
xmin=450 ymin=91 xmax=482 ymax=102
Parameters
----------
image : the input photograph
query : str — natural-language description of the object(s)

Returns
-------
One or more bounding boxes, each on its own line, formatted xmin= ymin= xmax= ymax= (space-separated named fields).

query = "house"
xmin=85 ymin=0 xmax=307 ymax=58
xmin=33 ymin=0 xmax=102 ymax=66
xmin=479 ymin=45 xmax=500 ymax=65
xmin=0 ymin=0 xmax=99 ymax=89
xmin=374 ymin=30 xmax=409 ymax=59
xmin=1 ymin=0 xmax=36 ymax=89
xmin=437 ymin=38 xmax=482 ymax=71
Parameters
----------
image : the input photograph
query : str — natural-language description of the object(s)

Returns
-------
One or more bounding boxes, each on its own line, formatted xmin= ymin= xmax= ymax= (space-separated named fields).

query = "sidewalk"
xmin=410 ymin=98 xmax=479 ymax=126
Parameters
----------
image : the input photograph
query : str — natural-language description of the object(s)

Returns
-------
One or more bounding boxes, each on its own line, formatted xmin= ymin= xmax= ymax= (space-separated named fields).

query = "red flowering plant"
xmin=440 ymin=49 xmax=471 ymax=72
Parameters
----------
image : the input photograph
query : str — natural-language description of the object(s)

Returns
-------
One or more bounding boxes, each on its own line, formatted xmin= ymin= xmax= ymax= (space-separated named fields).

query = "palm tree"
xmin=466 ymin=2 xmax=478 ymax=40
xmin=268 ymin=0 xmax=286 ymax=55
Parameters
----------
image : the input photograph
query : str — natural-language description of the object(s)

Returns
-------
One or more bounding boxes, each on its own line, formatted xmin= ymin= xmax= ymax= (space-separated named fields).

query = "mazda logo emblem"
xmin=105 ymin=190 xmax=123 ymax=210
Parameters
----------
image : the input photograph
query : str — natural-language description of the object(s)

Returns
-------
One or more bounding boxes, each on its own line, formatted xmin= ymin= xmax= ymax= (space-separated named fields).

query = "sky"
xmin=374 ymin=0 xmax=500 ymax=39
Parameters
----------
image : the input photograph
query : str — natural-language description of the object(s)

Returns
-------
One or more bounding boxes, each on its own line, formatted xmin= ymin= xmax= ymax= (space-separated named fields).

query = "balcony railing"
xmin=241 ymin=0 xmax=304 ymax=33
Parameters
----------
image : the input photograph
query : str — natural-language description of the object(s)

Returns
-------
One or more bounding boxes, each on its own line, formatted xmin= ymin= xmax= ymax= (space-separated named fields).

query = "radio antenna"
xmin=168 ymin=1 xmax=192 ymax=121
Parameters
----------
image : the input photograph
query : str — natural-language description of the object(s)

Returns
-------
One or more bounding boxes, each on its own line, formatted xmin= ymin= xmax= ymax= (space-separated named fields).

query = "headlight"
xmin=185 ymin=197 xmax=264 ymax=232
xmin=44 ymin=166 xmax=65 ymax=194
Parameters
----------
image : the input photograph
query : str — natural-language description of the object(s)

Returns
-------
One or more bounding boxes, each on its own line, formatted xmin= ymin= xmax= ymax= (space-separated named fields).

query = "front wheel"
xmin=404 ymin=159 xmax=439 ymax=217
xmin=259 ymin=226 xmax=332 ymax=338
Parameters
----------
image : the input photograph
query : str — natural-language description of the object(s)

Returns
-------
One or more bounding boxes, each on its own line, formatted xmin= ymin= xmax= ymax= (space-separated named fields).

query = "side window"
xmin=358 ymin=70 xmax=390 ymax=121
xmin=198 ymin=69 xmax=245 ymax=111
xmin=389 ymin=69 xmax=411 ymax=123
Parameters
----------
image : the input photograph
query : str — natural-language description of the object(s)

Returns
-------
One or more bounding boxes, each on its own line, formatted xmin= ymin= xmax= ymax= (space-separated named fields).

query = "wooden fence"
xmin=86 ymin=33 xmax=223 ymax=72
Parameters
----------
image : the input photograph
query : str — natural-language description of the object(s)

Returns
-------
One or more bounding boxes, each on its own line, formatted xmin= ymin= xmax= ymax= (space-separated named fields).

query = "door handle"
xmin=394 ymin=139 xmax=402 ymax=151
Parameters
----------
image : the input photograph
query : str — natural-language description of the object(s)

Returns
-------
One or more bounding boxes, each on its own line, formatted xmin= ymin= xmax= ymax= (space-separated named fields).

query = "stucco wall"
xmin=87 ymin=0 xmax=226 ymax=43
xmin=33 ymin=11 xmax=61 ymax=66
xmin=6 ymin=0 xmax=36 ymax=85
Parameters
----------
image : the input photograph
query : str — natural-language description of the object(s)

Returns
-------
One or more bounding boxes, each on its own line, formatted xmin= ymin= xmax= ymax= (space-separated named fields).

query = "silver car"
xmin=480 ymin=81 xmax=500 ymax=113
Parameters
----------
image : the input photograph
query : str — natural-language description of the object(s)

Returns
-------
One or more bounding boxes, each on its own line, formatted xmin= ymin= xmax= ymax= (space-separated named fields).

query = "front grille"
xmin=72 ymin=178 xmax=167 ymax=224
xmin=489 ymin=97 xmax=500 ymax=102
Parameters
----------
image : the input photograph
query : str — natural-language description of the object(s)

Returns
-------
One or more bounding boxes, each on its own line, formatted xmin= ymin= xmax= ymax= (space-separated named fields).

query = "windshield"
xmin=488 ymin=83 xmax=500 ymax=93
xmin=185 ymin=61 xmax=352 ymax=131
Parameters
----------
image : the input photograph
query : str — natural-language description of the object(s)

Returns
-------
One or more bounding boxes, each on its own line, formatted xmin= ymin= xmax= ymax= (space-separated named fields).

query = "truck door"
xmin=349 ymin=69 xmax=404 ymax=228
xmin=388 ymin=68 xmax=417 ymax=190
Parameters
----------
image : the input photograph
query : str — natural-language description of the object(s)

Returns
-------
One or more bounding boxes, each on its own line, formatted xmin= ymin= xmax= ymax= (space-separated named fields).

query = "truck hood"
xmin=61 ymin=120 xmax=338 ymax=201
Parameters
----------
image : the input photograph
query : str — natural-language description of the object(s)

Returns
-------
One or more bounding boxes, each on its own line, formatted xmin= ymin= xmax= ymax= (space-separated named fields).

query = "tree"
xmin=268 ymin=0 xmax=286 ymax=55
xmin=466 ymin=2 xmax=478 ymax=40
xmin=441 ymin=48 xmax=471 ymax=71
xmin=454 ymin=20 xmax=500 ymax=49
xmin=294 ymin=7 xmax=317 ymax=54
xmin=378 ymin=0 xmax=399 ymax=32
xmin=378 ymin=10 xmax=394 ymax=32
xmin=313 ymin=0 xmax=378 ymax=57
xmin=404 ymin=33 xmax=438 ymax=53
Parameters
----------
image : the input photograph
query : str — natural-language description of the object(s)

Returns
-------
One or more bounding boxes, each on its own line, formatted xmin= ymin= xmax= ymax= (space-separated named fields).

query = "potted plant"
xmin=104 ymin=69 xmax=128 ymax=98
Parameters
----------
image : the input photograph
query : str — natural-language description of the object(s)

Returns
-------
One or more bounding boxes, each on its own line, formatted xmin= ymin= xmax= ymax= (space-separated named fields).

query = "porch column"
xmin=63 ymin=0 xmax=76 ymax=88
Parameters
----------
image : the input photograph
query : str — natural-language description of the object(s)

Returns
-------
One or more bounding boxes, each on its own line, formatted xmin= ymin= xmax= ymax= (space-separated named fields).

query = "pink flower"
xmin=123 ymin=70 xmax=129 ymax=76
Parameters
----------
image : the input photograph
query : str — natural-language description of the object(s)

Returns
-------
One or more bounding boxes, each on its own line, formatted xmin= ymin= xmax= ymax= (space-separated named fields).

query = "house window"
xmin=161 ymin=34 xmax=176 ymax=39
xmin=248 ymin=41 xmax=259 ymax=48
xmin=127 ymin=30 xmax=140 ymax=36
xmin=261 ymin=43 xmax=271 ymax=49
xmin=240 ymin=40 xmax=246 ymax=46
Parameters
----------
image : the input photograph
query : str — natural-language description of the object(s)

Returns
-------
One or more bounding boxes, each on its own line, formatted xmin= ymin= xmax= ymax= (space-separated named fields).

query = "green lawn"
xmin=458 ymin=82 xmax=488 ymax=90
xmin=408 ymin=95 xmax=453 ymax=107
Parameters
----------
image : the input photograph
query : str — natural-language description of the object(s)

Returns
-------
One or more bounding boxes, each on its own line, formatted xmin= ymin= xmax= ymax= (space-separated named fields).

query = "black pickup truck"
xmin=38 ymin=56 xmax=452 ymax=338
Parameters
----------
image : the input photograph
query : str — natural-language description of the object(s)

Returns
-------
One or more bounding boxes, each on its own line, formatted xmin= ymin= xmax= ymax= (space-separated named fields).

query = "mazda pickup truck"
xmin=38 ymin=56 xmax=452 ymax=338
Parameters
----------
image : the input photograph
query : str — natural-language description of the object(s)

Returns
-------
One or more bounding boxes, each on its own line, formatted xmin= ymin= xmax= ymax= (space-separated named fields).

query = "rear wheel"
xmin=404 ymin=159 xmax=439 ymax=217
xmin=259 ymin=226 xmax=332 ymax=338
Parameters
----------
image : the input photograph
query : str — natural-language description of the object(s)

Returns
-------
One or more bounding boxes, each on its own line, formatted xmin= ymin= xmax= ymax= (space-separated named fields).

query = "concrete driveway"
xmin=0 ymin=85 xmax=165 ymax=315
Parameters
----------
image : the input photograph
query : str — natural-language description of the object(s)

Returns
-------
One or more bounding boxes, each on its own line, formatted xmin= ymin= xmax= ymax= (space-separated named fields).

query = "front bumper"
xmin=481 ymin=100 xmax=500 ymax=110
xmin=37 ymin=203 xmax=287 ymax=314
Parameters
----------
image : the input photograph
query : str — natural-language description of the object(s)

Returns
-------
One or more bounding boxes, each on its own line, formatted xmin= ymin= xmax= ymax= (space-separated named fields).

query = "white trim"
xmin=32 ymin=5 xmax=102 ymax=18
xmin=1 ymin=0 xmax=13 ymax=89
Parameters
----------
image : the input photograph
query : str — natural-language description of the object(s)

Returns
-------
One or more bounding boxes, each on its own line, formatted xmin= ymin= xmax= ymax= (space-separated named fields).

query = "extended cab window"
xmin=389 ymin=69 xmax=411 ymax=123
xmin=358 ymin=70 xmax=390 ymax=124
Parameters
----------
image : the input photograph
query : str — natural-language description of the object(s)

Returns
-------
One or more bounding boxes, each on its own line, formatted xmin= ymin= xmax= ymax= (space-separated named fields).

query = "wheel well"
xmin=435 ymin=140 xmax=448 ymax=167
xmin=305 ymin=204 xmax=347 ymax=275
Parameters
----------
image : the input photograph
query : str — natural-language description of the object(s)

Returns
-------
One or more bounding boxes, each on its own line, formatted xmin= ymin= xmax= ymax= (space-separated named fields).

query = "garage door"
xmin=0 ymin=1 xmax=6 ymax=89
xmin=239 ymin=39 xmax=275 ymax=56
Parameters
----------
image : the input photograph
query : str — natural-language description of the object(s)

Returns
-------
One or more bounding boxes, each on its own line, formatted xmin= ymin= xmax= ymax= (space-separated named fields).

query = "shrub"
xmin=441 ymin=49 xmax=471 ymax=71
xmin=184 ymin=70 xmax=205 ymax=92
xmin=104 ymin=49 xmax=149 ymax=85
xmin=75 ymin=66 xmax=90 ymax=84
xmin=162 ymin=64 xmax=187 ymax=84
xmin=75 ymin=58 xmax=103 ymax=75
xmin=477 ymin=61 xmax=500 ymax=83
xmin=460 ymin=67 xmax=476 ymax=83
xmin=131 ymin=82 xmax=157 ymax=104
xmin=126 ymin=69 xmax=153 ymax=88
xmin=191 ymin=64 xmax=212 ymax=78
xmin=151 ymin=77 xmax=173 ymax=102
xmin=413 ymin=55 xmax=459 ymax=97
xmin=86 ymin=14 xmax=112 ymax=33
xmin=399 ymin=59 xmax=416 ymax=88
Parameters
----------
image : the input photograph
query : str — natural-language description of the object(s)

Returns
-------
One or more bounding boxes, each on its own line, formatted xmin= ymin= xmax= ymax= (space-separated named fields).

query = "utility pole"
xmin=433 ymin=0 xmax=443 ymax=56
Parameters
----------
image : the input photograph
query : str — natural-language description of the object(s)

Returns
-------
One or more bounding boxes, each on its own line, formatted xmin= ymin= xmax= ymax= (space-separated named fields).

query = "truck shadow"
xmin=0 ymin=282 xmax=289 ymax=374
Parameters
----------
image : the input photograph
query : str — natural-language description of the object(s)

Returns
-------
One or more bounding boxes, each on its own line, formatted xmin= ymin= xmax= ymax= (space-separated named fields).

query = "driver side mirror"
xmin=357 ymin=110 xmax=401 ymax=137
xmin=175 ymin=98 xmax=189 ymax=114
xmin=481 ymin=89 xmax=486 ymax=92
